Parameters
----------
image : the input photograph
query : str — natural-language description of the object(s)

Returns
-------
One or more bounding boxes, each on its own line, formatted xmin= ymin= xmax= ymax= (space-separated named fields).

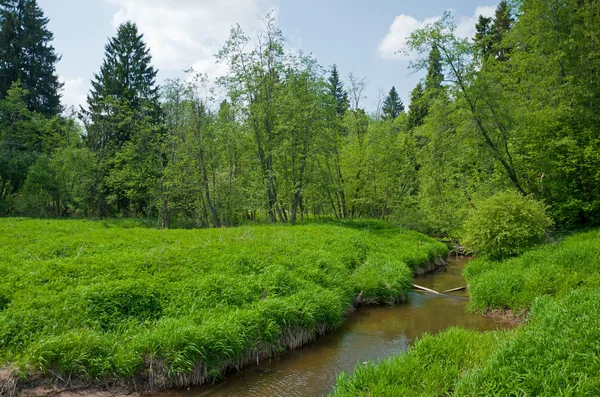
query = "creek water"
xmin=154 ymin=257 xmax=512 ymax=397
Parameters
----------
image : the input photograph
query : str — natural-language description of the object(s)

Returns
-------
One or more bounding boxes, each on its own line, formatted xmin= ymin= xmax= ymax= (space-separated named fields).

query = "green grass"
xmin=330 ymin=229 xmax=600 ymax=396
xmin=0 ymin=218 xmax=446 ymax=387
xmin=465 ymin=229 xmax=600 ymax=312
xmin=455 ymin=288 xmax=600 ymax=396
xmin=330 ymin=328 xmax=510 ymax=397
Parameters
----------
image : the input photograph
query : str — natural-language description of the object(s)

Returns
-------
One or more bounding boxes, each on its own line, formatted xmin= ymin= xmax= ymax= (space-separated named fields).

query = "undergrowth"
xmin=0 ymin=218 xmax=446 ymax=387
xmin=330 ymin=229 xmax=600 ymax=396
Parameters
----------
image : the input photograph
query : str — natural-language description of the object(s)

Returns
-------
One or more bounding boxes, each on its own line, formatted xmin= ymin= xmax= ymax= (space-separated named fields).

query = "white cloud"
xmin=61 ymin=77 xmax=87 ymax=111
xmin=378 ymin=14 xmax=440 ymax=60
xmin=106 ymin=0 xmax=278 ymax=78
xmin=378 ymin=5 xmax=497 ymax=60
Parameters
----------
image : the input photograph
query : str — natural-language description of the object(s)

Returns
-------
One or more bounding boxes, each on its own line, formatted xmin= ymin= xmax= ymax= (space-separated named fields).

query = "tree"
xmin=491 ymin=1 xmax=514 ymax=61
xmin=425 ymin=44 xmax=443 ymax=92
xmin=382 ymin=86 xmax=404 ymax=120
xmin=328 ymin=64 xmax=349 ymax=117
xmin=0 ymin=82 xmax=37 ymax=211
xmin=348 ymin=72 xmax=367 ymax=110
xmin=82 ymin=21 xmax=162 ymax=216
xmin=475 ymin=15 xmax=494 ymax=59
xmin=407 ymin=82 xmax=428 ymax=129
xmin=217 ymin=17 xmax=287 ymax=223
xmin=0 ymin=0 xmax=62 ymax=116
xmin=408 ymin=12 xmax=527 ymax=196
xmin=83 ymin=21 xmax=160 ymax=155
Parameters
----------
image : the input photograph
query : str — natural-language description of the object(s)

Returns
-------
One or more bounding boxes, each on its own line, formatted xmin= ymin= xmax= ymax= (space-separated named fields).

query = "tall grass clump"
xmin=465 ymin=229 xmax=600 ymax=312
xmin=329 ymin=328 xmax=511 ymax=397
xmin=455 ymin=289 xmax=600 ymax=396
xmin=0 ymin=218 xmax=446 ymax=390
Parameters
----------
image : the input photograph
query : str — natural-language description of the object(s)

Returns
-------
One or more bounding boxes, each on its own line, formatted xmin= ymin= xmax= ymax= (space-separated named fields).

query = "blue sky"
xmin=38 ymin=0 xmax=497 ymax=112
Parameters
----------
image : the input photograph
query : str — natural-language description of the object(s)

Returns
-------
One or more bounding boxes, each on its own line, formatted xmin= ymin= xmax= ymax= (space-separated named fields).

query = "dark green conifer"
xmin=0 ymin=0 xmax=62 ymax=116
xmin=382 ymin=86 xmax=404 ymax=120
xmin=84 ymin=21 xmax=160 ymax=153
xmin=328 ymin=64 xmax=349 ymax=117
xmin=491 ymin=1 xmax=514 ymax=61
xmin=425 ymin=45 xmax=443 ymax=92
xmin=407 ymin=82 xmax=428 ymax=129
xmin=475 ymin=15 xmax=494 ymax=58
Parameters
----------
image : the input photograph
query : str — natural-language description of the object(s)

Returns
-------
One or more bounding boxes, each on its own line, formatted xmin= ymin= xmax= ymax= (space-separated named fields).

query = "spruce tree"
xmin=407 ymin=82 xmax=428 ymax=129
xmin=382 ymin=86 xmax=404 ymax=120
xmin=425 ymin=44 xmax=443 ymax=92
xmin=84 ymin=21 xmax=160 ymax=153
xmin=475 ymin=15 xmax=493 ymax=59
xmin=328 ymin=65 xmax=349 ymax=117
xmin=83 ymin=21 xmax=161 ymax=215
xmin=0 ymin=0 xmax=62 ymax=116
xmin=491 ymin=1 xmax=514 ymax=61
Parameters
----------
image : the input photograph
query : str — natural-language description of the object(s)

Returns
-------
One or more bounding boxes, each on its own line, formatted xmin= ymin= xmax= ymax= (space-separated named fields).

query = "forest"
xmin=1 ymin=0 xmax=598 ymax=236
xmin=1 ymin=0 xmax=600 ymax=396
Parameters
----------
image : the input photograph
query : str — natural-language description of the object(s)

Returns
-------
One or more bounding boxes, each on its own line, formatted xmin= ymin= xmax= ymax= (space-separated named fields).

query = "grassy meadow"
xmin=330 ymin=229 xmax=600 ymax=396
xmin=0 ymin=218 xmax=446 ymax=389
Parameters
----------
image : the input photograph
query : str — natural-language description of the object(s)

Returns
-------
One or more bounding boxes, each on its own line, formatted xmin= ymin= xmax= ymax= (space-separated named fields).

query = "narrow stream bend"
xmin=154 ymin=258 xmax=512 ymax=397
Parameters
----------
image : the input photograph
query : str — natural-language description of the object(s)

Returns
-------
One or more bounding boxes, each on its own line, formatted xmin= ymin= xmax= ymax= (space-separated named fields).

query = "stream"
xmin=153 ymin=257 xmax=512 ymax=397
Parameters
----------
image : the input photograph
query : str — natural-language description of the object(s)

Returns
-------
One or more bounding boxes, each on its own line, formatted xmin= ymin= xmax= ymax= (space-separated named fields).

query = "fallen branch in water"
xmin=442 ymin=286 xmax=467 ymax=293
xmin=413 ymin=284 xmax=442 ymax=295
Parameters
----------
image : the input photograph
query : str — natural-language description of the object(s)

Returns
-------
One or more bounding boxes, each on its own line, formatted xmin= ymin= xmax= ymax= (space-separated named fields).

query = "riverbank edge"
xmin=1 ymin=256 xmax=447 ymax=397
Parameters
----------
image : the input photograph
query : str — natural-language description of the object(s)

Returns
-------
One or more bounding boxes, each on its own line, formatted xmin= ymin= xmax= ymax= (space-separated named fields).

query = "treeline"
xmin=0 ymin=0 xmax=598 ymax=233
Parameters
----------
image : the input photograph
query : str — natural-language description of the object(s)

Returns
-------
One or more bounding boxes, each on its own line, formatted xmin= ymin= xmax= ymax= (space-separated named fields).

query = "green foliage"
xmin=332 ymin=229 xmax=600 ymax=396
xmin=463 ymin=191 xmax=552 ymax=259
xmin=455 ymin=289 xmax=600 ymax=396
xmin=0 ymin=0 xmax=62 ymax=116
xmin=381 ymin=86 xmax=404 ymax=121
xmin=330 ymin=327 xmax=509 ymax=397
xmin=0 ymin=219 xmax=446 ymax=383
xmin=465 ymin=229 xmax=600 ymax=311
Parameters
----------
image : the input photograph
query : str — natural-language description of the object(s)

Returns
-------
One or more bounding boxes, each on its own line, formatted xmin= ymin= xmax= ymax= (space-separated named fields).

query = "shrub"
xmin=463 ymin=191 xmax=552 ymax=260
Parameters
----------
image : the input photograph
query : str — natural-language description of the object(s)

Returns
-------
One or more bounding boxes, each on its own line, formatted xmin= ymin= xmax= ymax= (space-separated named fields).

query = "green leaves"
xmin=463 ymin=191 xmax=552 ymax=260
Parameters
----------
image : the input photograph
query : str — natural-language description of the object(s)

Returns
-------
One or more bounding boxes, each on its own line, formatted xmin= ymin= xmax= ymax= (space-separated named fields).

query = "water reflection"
xmin=153 ymin=258 xmax=512 ymax=397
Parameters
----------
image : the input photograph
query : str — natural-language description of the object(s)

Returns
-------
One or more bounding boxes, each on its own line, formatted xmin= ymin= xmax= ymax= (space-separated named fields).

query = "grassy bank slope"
xmin=465 ymin=229 xmax=600 ymax=312
xmin=0 ymin=218 xmax=446 ymax=391
xmin=330 ymin=229 xmax=600 ymax=396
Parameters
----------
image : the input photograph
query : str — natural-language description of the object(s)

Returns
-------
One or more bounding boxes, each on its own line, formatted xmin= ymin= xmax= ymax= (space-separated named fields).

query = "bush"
xmin=463 ymin=191 xmax=552 ymax=260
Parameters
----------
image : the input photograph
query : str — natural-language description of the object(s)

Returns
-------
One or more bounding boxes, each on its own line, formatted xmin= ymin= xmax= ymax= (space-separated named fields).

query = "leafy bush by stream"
xmin=0 ymin=218 xmax=446 ymax=386
xmin=462 ymin=191 xmax=553 ymax=260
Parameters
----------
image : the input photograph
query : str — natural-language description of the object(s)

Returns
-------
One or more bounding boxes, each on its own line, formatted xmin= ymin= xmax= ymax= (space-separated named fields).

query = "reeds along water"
xmin=0 ymin=218 xmax=448 ymax=394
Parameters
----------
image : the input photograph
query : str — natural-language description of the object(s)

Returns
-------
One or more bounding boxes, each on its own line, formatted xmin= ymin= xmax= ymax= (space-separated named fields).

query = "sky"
xmin=38 ymin=0 xmax=498 ymax=113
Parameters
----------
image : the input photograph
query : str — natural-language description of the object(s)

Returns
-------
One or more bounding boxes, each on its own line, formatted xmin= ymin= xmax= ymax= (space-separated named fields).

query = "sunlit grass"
xmin=465 ymin=229 xmax=600 ymax=312
xmin=330 ymin=229 xmax=600 ymax=396
xmin=0 ymin=218 xmax=446 ymax=387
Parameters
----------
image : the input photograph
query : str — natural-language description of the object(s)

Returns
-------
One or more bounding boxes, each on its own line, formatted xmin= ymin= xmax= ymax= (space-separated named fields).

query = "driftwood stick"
xmin=413 ymin=284 xmax=442 ymax=295
xmin=442 ymin=286 xmax=467 ymax=293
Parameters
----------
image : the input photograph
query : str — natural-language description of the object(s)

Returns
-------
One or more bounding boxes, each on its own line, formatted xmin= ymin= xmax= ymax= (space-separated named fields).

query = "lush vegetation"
xmin=330 ymin=327 xmax=509 ymax=397
xmin=1 ymin=0 xmax=599 ymax=236
xmin=466 ymin=229 xmax=600 ymax=312
xmin=0 ymin=218 xmax=446 ymax=386
xmin=2 ymin=0 xmax=599 ymax=394
xmin=331 ymin=288 xmax=600 ymax=396
xmin=330 ymin=230 xmax=600 ymax=396
xmin=462 ymin=191 xmax=553 ymax=260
